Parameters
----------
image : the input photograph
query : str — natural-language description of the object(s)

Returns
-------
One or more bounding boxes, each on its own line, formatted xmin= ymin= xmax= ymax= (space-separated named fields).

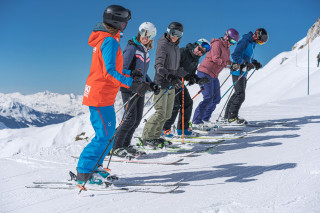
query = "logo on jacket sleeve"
xmin=93 ymin=47 xmax=97 ymax=53
xmin=84 ymin=85 xmax=91 ymax=97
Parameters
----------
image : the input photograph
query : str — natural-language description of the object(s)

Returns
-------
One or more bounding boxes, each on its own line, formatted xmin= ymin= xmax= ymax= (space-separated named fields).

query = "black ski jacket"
xmin=179 ymin=43 xmax=201 ymax=80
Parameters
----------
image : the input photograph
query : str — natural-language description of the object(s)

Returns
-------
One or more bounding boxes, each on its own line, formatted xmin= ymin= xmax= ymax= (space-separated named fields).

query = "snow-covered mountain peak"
xmin=307 ymin=16 xmax=320 ymax=43
xmin=292 ymin=16 xmax=320 ymax=50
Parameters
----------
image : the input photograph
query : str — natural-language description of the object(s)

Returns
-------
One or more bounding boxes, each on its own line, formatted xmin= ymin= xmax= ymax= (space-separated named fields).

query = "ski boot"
xmin=113 ymin=148 xmax=135 ymax=160
xmin=228 ymin=117 xmax=248 ymax=125
xmin=161 ymin=129 xmax=174 ymax=138
xmin=177 ymin=128 xmax=200 ymax=137
xmin=192 ymin=123 xmax=211 ymax=131
xmin=124 ymin=145 xmax=146 ymax=156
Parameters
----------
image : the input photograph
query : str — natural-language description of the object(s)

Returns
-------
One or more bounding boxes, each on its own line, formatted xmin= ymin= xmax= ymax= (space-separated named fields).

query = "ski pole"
xmin=115 ymin=93 xmax=138 ymax=114
xmin=192 ymin=73 xmax=231 ymax=123
xmin=192 ymin=88 xmax=204 ymax=100
xmin=247 ymin=68 xmax=257 ymax=81
xmin=175 ymin=83 xmax=190 ymax=97
xmin=143 ymin=93 xmax=154 ymax=108
xmin=78 ymin=95 xmax=140 ymax=195
xmin=217 ymin=69 xmax=255 ymax=121
xmin=217 ymin=87 xmax=234 ymax=122
xmin=142 ymin=86 xmax=172 ymax=122
xmin=87 ymin=93 xmax=139 ymax=140
xmin=220 ymin=70 xmax=249 ymax=100
xmin=182 ymin=78 xmax=185 ymax=142
xmin=105 ymin=96 xmax=140 ymax=170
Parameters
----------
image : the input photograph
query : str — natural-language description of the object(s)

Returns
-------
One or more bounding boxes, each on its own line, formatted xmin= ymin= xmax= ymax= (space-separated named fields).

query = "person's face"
xmin=170 ymin=35 xmax=179 ymax=43
xmin=193 ymin=45 xmax=206 ymax=56
xmin=140 ymin=36 xmax=150 ymax=45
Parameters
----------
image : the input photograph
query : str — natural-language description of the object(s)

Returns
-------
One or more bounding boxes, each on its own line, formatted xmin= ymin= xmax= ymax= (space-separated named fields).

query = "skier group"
xmin=76 ymin=5 xmax=269 ymax=185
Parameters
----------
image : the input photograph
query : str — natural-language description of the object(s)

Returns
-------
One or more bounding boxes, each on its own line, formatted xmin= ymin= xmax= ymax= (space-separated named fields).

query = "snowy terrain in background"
xmin=1 ymin=19 xmax=320 ymax=212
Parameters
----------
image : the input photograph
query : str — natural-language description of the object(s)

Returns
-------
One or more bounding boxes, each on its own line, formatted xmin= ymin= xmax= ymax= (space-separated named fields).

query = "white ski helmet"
xmin=139 ymin=22 xmax=157 ymax=40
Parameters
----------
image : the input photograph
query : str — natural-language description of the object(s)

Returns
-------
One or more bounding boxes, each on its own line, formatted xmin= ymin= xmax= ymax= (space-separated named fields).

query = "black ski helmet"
xmin=168 ymin=22 xmax=184 ymax=32
xmin=103 ymin=5 xmax=131 ymax=32
xmin=254 ymin=28 xmax=269 ymax=44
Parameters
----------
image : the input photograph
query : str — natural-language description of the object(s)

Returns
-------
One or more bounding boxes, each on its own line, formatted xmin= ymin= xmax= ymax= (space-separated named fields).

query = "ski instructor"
xmin=76 ymin=5 xmax=150 ymax=185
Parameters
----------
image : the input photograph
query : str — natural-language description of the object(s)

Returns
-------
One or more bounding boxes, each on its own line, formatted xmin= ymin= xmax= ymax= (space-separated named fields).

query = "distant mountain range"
xmin=0 ymin=91 xmax=87 ymax=129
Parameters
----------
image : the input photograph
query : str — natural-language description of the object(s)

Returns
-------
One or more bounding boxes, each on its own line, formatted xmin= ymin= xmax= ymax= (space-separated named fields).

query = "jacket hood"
xmin=88 ymin=22 xmax=120 ymax=47
xmin=242 ymin=32 xmax=254 ymax=42
xmin=186 ymin=43 xmax=200 ymax=59
xmin=211 ymin=38 xmax=229 ymax=48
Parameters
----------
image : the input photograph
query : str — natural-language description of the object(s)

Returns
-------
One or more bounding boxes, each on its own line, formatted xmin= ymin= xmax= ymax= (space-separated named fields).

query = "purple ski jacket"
xmin=197 ymin=38 xmax=231 ymax=79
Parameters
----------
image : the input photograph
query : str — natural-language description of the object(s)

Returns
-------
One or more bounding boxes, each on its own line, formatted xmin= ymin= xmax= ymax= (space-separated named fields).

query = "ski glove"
xmin=166 ymin=74 xmax=178 ymax=82
xmin=197 ymin=76 xmax=210 ymax=85
xmin=173 ymin=78 xmax=183 ymax=89
xmin=246 ymin=63 xmax=255 ymax=71
xmin=253 ymin=60 xmax=262 ymax=70
xmin=129 ymin=80 xmax=150 ymax=97
xmin=231 ymin=63 xmax=241 ymax=71
xmin=188 ymin=74 xmax=198 ymax=86
xmin=150 ymin=82 xmax=161 ymax=95
xmin=176 ymin=67 xmax=189 ymax=78
xmin=130 ymin=68 xmax=143 ymax=79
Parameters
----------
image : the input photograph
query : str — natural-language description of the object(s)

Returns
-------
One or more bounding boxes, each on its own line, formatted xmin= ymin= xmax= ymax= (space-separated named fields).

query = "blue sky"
xmin=0 ymin=0 xmax=319 ymax=95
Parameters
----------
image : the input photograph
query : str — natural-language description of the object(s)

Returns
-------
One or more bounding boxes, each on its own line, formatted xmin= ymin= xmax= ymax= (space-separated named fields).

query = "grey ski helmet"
xmin=167 ymin=22 xmax=184 ymax=38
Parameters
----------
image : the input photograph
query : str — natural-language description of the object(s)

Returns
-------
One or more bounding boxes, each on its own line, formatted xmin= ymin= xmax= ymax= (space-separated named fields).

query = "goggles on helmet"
xmin=167 ymin=28 xmax=183 ymax=38
xmin=196 ymin=40 xmax=211 ymax=53
xmin=224 ymin=35 xmax=237 ymax=45
xmin=257 ymin=40 xmax=264 ymax=45
xmin=139 ymin=28 xmax=156 ymax=40
xmin=229 ymin=39 xmax=237 ymax=45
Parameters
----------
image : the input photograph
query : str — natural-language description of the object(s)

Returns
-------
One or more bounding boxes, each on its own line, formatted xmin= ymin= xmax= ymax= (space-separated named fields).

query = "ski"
xmin=32 ymin=178 xmax=184 ymax=187
xmin=166 ymin=127 xmax=263 ymax=143
xmin=26 ymin=183 xmax=179 ymax=194
xmin=71 ymin=155 xmax=183 ymax=165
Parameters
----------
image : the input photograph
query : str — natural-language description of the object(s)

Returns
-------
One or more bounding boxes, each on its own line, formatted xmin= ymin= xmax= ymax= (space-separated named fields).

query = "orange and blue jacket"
xmin=83 ymin=23 xmax=133 ymax=107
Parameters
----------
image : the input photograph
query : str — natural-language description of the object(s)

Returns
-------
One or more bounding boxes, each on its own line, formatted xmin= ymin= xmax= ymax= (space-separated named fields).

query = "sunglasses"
xmin=140 ymin=29 xmax=156 ymax=40
xmin=169 ymin=29 xmax=183 ymax=38
xmin=197 ymin=46 xmax=206 ymax=54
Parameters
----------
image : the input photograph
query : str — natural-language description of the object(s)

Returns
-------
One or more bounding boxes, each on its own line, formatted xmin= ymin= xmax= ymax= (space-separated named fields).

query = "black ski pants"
xmin=114 ymin=92 xmax=145 ymax=149
xmin=224 ymin=74 xmax=247 ymax=119
xmin=163 ymin=87 xmax=193 ymax=130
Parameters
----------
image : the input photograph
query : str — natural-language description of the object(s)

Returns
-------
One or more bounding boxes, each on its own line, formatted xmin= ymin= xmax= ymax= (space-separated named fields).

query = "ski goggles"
xmin=229 ymin=38 xmax=237 ymax=45
xmin=257 ymin=40 xmax=264 ymax=45
xmin=200 ymin=42 xmax=211 ymax=52
xmin=139 ymin=29 xmax=156 ymax=40
xmin=196 ymin=41 xmax=211 ymax=53
xmin=168 ymin=29 xmax=183 ymax=38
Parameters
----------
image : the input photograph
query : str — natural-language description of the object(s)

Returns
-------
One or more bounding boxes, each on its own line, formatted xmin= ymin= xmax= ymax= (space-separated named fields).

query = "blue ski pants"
xmin=77 ymin=106 xmax=116 ymax=174
xmin=192 ymin=71 xmax=221 ymax=124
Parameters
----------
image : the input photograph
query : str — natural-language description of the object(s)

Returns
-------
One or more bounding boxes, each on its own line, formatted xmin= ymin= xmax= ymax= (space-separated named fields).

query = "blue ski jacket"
xmin=231 ymin=32 xmax=256 ymax=76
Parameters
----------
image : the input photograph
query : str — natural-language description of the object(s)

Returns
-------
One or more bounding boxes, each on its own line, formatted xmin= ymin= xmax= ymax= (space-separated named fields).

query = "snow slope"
xmin=0 ymin=94 xmax=319 ymax=213
xmin=1 ymin=20 xmax=320 ymax=213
